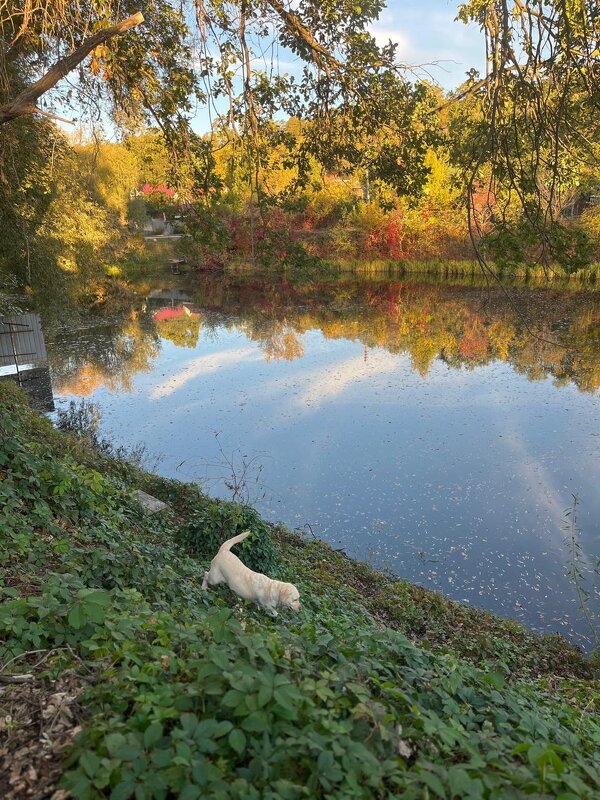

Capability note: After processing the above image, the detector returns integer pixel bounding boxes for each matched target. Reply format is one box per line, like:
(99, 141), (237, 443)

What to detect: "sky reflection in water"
(45, 276), (600, 647)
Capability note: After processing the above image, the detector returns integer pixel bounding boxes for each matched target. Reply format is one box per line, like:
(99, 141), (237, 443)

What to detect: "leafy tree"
(0, 118), (125, 286)
(452, 1), (600, 272)
(77, 141), (140, 224)
(0, 115), (58, 281)
(125, 130), (171, 188)
(1, 3), (441, 197)
(156, 312), (203, 349)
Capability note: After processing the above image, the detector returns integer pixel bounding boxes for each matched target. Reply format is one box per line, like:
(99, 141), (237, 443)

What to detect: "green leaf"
(67, 603), (86, 629)
(143, 721), (163, 748)
(274, 685), (300, 711)
(537, 748), (566, 777)
(317, 750), (342, 782)
(257, 685), (272, 707)
(84, 602), (106, 624)
(79, 589), (112, 606)
(484, 671), (505, 690)
(448, 767), (473, 797)
(214, 720), (233, 738)
(80, 750), (101, 778)
(179, 786), (201, 800)
(105, 732), (127, 758)
(240, 711), (268, 732)
(180, 713), (199, 736)
(420, 771), (446, 798)
(194, 719), (219, 739)
(228, 729), (246, 755)
(222, 689), (245, 708)
(110, 781), (135, 800)
(151, 749), (172, 769)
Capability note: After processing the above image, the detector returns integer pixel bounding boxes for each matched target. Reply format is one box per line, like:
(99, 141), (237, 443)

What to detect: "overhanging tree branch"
(0, 12), (144, 126)
(266, 0), (341, 76)
(437, 58), (556, 112)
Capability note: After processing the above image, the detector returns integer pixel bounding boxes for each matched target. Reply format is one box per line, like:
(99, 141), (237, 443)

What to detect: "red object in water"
(153, 306), (198, 322)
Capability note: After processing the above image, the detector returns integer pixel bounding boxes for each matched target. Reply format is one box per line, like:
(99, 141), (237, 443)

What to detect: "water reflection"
(48, 314), (159, 396)
(42, 273), (600, 646)
(44, 275), (600, 397)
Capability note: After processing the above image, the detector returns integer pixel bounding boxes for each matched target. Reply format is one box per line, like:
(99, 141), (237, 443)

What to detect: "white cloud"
(253, 349), (405, 413)
(298, 351), (401, 407)
(369, 27), (413, 59)
(369, 3), (485, 88)
(150, 348), (259, 400)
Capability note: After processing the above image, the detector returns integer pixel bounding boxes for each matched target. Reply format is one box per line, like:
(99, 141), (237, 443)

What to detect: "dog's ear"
(277, 583), (291, 604)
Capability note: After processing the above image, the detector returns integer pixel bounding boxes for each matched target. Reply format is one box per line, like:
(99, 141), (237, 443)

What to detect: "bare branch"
(31, 107), (76, 125)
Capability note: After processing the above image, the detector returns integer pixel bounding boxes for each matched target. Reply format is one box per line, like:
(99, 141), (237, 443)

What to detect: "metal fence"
(0, 313), (54, 411)
(0, 313), (48, 376)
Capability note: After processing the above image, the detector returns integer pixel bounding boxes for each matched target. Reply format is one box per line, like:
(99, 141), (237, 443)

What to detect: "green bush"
(177, 501), (278, 575)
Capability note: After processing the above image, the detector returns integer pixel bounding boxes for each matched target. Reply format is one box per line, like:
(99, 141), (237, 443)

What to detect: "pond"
(41, 272), (600, 648)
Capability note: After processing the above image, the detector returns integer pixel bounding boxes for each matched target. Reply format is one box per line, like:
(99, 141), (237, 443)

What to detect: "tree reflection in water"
(44, 273), (600, 396)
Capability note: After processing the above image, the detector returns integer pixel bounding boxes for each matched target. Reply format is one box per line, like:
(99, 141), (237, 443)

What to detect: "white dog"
(202, 530), (301, 616)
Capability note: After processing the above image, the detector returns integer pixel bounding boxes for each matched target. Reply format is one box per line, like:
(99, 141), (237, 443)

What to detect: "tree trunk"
(0, 12), (144, 126)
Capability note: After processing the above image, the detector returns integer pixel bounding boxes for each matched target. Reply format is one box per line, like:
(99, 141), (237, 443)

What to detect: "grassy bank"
(1, 381), (599, 799)
(108, 235), (600, 288)
(332, 257), (600, 284)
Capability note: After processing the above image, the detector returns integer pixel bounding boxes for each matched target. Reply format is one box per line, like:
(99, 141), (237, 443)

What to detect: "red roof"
(142, 183), (176, 197)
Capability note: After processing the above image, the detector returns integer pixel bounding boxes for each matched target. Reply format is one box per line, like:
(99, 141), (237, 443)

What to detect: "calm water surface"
(42, 273), (600, 647)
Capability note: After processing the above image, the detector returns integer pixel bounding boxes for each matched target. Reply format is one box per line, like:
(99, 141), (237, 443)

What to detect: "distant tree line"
(0, 2), (598, 289)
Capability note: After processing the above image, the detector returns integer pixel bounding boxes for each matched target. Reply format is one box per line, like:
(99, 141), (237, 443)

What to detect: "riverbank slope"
(0, 381), (598, 799)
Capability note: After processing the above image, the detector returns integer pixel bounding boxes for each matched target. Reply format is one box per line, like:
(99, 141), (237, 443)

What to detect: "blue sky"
(191, 1), (485, 132)
(370, 1), (485, 89)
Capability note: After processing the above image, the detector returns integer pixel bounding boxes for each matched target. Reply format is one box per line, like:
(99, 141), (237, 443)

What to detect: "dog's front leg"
(202, 571), (210, 591)
(258, 600), (278, 617)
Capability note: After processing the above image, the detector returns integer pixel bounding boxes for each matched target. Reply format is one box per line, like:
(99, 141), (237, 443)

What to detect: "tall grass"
(331, 257), (600, 286)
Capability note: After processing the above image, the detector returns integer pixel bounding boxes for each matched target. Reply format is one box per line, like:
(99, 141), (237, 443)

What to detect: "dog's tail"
(218, 529), (252, 553)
